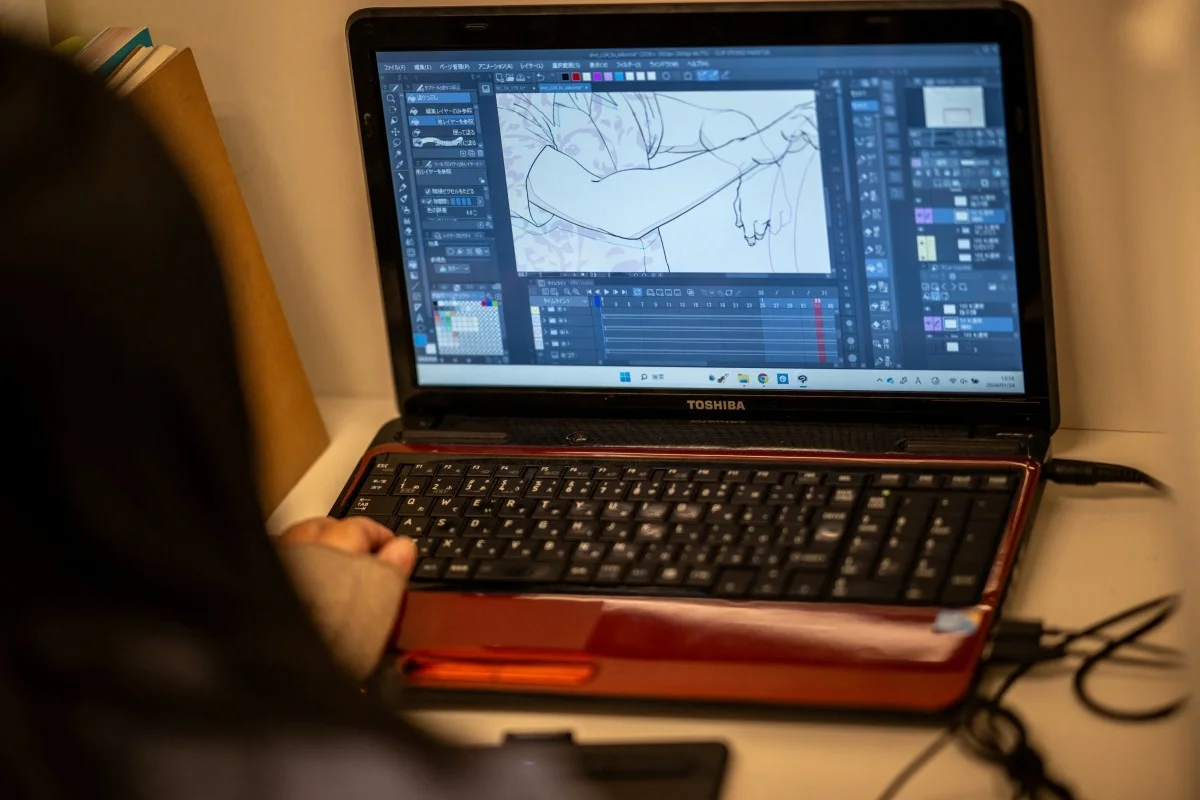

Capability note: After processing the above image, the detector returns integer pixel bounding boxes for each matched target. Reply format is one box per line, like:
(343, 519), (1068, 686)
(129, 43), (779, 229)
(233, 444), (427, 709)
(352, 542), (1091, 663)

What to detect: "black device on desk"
(335, 1), (1059, 713)
(489, 732), (728, 800)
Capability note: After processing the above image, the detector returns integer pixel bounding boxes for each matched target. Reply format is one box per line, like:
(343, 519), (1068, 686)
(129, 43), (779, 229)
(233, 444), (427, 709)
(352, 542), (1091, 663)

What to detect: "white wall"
(43, 0), (1188, 432)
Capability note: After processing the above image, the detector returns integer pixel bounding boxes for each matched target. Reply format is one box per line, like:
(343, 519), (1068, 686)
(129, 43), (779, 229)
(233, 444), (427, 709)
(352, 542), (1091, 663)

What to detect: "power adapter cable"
(874, 594), (1186, 800)
(1042, 458), (1167, 492)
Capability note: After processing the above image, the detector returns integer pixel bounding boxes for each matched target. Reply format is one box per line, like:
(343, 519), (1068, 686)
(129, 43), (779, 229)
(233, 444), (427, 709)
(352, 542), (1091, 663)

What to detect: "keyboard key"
(410, 463), (438, 477)
(792, 470), (823, 485)
(532, 500), (567, 519)
(722, 469), (749, 482)
(910, 558), (945, 582)
(414, 558), (446, 579)
(526, 479), (560, 498)
(903, 577), (942, 603)
(469, 539), (503, 559)
(927, 514), (964, 540)
(426, 479), (459, 497)
(970, 496), (1011, 519)
(656, 566), (685, 586)
(875, 555), (909, 579)
(599, 521), (633, 541)
(751, 470), (781, 484)
(496, 519), (532, 539)
(350, 496), (399, 516)
(983, 474), (1016, 491)
(395, 517), (428, 537)
(789, 551), (832, 571)
(941, 572), (986, 606)
(536, 466), (564, 478)
(566, 500), (602, 519)
(956, 520), (1004, 564)
(830, 473), (866, 486)
(920, 536), (955, 563)
(498, 498), (535, 518)
(564, 520), (599, 540)
(391, 476), (428, 496)
(685, 566), (717, 588)
(767, 486), (801, 504)
(853, 512), (891, 536)
(934, 495), (970, 516)
(830, 488), (859, 506)
(361, 475), (394, 495)
(661, 482), (697, 501)
(625, 565), (655, 585)
(862, 491), (898, 513)
(531, 520), (565, 540)
(466, 464), (494, 477)
(559, 479), (594, 499)
(875, 472), (906, 488)
(593, 466), (623, 480)
(668, 503), (705, 523)
(623, 467), (652, 480)
(715, 569), (756, 597)
(492, 478), (526, 497)
(831, 577), (901, 602)
(591, 563), (623, 584)
(732, 484), (767, 503)
(370, 458), (400, 476)
(443, 559), (474, 579)
(606, 541), (640, 563)
(664, 467), (693, 482)
(438, 464), (467, 478)
(911, 474), (941, 489)
(947, 475), (977, 490)
(503, 541), (536, 560)
(696, 483), (732, 502)
(432, 520), (463, 537)
(574, 542), (607, 562)
(601, 501), (636, 521)
(705, 504), (739, 524)
(635, 523), (668, 543)
(740, 506), (774, 525)
(474, 561), (563, 583)
(397, 496), (432, 516)
(460, 477), (493, 496)
(463, 499), (497, 518)
(837, 555), (871, 578)
(433, 497), (466, 517)
(536, 540), (570, 561)
(628, 481), (663, 500)
(564, 564), (595, 583)
(693, 468), (719, 482)
(785, 573), (826, 599)
(593, 481), (629, 500)
(462, 518), (495, 538)
(714, 546), (750, 567)
(750, 568), (786, 598)
(636, 502), (671, 522)
(564, 466), (594, 479)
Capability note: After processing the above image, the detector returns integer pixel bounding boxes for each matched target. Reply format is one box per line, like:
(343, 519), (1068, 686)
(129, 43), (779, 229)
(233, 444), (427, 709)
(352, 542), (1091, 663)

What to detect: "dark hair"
(0, 34), (445, 798)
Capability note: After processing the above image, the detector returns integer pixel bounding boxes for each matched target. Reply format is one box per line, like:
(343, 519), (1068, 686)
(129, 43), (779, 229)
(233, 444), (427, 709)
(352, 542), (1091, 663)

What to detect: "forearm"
(527, 143), (763, 240)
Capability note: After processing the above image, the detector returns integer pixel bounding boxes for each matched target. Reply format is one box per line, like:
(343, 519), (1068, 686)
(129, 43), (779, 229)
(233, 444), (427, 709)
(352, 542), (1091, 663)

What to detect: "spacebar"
(473, 562), (565, 582)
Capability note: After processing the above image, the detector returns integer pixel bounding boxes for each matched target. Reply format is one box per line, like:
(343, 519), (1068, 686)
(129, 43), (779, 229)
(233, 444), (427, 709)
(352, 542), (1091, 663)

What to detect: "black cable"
(1043, 458), (1168, 492)
(874, 594), (1186, 800)
(1071, 596), (1186, 722)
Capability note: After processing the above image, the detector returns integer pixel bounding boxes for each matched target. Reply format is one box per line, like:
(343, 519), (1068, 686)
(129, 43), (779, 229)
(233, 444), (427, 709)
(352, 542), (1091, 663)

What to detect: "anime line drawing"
(497, 90), (831, 274)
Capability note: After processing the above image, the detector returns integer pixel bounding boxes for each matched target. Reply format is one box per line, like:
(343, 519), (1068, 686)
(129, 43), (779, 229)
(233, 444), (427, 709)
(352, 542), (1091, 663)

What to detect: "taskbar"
(416, 364), (1024, 394)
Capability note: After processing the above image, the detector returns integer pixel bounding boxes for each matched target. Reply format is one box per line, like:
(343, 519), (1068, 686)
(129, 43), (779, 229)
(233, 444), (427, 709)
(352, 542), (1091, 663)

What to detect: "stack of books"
(64, 26), (330, 516)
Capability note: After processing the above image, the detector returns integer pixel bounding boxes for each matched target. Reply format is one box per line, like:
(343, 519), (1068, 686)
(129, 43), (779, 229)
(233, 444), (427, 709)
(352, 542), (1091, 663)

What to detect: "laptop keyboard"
(345, 457), (1021, 607)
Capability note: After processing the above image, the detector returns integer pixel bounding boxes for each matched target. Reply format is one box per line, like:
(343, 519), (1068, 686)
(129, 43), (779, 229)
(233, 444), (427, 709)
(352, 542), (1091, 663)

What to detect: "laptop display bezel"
(347, 2), (1057, 429)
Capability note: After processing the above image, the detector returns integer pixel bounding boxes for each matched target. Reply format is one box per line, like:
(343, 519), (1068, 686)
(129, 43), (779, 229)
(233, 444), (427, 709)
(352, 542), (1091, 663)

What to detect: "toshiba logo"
(686, 400), (746, 411)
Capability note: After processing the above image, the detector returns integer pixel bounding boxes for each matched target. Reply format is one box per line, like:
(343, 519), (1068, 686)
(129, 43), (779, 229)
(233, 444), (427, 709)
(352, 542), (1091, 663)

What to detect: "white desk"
(271, 398), (1190, 800)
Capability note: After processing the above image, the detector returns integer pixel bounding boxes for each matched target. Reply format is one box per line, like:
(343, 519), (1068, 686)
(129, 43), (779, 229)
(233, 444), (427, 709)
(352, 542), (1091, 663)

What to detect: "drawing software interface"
(376, 43), (1025, 394)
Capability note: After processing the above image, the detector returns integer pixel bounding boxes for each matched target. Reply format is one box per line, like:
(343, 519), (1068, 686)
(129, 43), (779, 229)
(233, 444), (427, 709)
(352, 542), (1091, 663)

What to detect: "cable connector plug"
(1043, 458), (1166, 492)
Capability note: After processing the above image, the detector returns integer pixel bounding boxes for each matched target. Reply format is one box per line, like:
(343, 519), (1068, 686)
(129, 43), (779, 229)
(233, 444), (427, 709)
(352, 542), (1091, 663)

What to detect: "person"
(0, 33), (576, 798)
(498, 90), (819, 272)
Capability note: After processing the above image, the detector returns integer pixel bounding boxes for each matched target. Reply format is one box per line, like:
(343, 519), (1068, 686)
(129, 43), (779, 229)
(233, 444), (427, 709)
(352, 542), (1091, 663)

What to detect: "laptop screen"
(374, 43), (1024, 395)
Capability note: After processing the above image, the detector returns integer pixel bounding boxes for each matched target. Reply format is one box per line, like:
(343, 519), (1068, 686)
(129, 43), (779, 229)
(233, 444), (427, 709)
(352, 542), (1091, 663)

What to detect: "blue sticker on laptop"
(932, 609), (983, 635)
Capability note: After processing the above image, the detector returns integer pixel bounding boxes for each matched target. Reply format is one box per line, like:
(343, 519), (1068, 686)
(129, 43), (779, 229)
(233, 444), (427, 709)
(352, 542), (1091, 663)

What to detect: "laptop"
(337, 1), (1057, 713)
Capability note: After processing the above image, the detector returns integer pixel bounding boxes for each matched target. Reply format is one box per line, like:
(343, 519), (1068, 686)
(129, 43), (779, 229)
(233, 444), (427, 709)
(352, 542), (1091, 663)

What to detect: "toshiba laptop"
(337, 2), (1057, 712)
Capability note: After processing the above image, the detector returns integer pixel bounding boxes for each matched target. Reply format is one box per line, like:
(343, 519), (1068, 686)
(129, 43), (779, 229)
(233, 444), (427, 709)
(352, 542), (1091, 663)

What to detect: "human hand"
(734, 166), (790, 245)
(277, 517), (416, 577)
